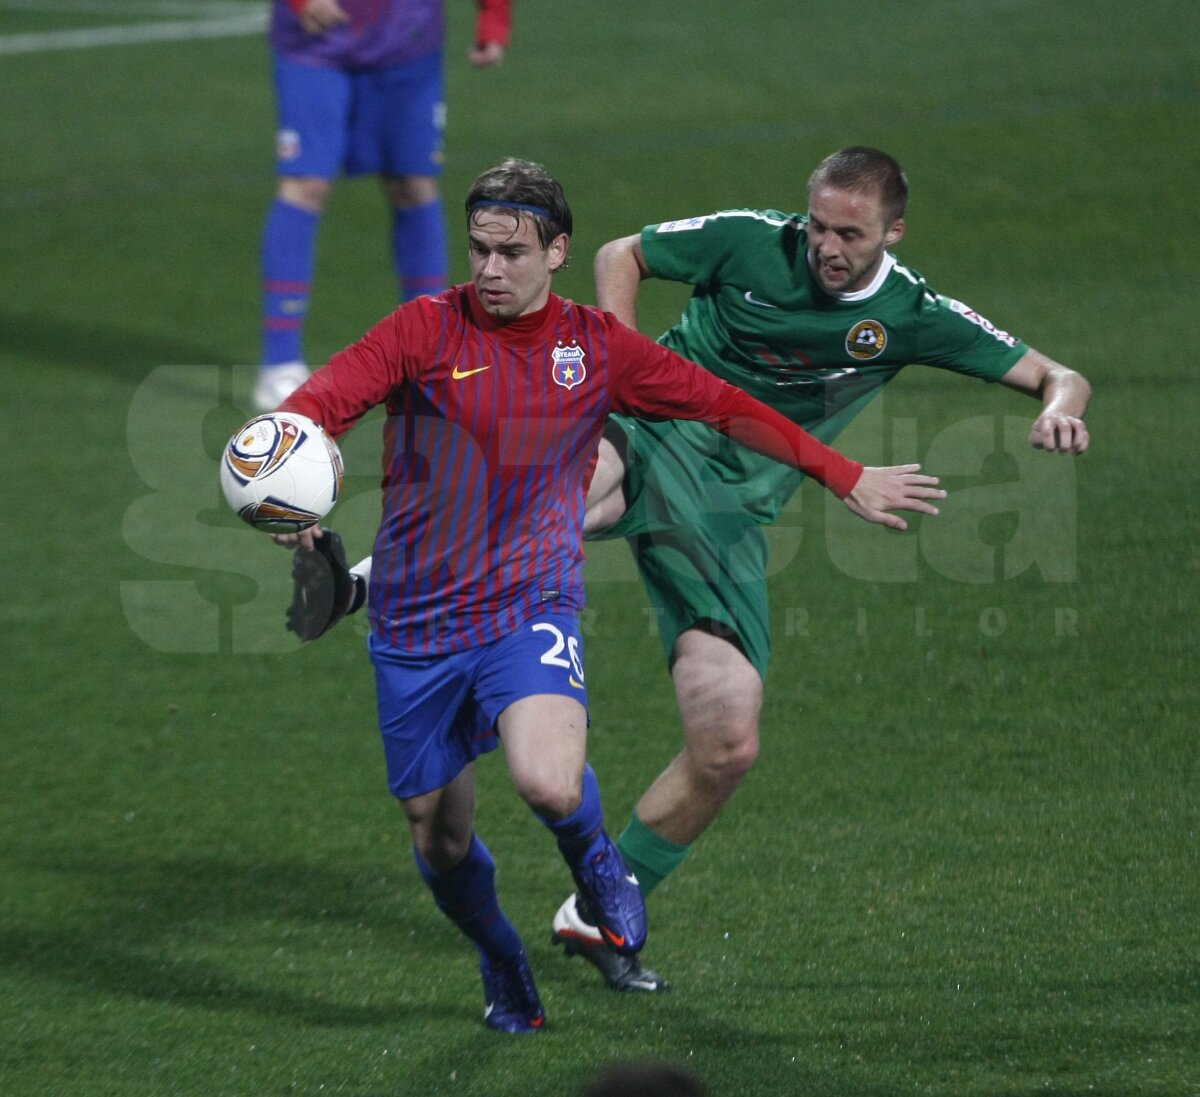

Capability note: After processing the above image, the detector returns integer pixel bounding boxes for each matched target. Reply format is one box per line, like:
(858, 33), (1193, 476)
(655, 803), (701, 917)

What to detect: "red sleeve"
(706, 385), (864, 498)
(607, 321), (864, 499)
(475, 0), (512, 45)
(284, 0), (305, 15)
(279, 299), (438, 439)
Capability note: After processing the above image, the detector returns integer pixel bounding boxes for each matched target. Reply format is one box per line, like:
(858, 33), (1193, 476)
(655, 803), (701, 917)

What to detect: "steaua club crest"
(845, 319), (887, 361)
(551, 342), (587, 390)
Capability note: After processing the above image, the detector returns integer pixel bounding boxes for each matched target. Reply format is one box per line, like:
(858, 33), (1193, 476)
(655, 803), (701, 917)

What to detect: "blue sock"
(414, 835), (524, 965)
(392, 197), (448, 302)
(262, 197), (319, 365)
(539, 765), (606, 867)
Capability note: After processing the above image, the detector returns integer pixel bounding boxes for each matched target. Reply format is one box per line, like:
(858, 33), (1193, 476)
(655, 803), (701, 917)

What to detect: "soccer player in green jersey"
(547, 146), (1091, 991)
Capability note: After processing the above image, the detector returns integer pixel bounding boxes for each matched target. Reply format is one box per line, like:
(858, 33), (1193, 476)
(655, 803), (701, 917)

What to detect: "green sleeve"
(639, 211), (748, 291)
(916, 291), (1028, 382)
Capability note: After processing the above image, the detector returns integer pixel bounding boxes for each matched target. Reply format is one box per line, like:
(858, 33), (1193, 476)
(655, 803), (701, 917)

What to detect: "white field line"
(0, 1), (266, 54)
(0, 0), (254, 14)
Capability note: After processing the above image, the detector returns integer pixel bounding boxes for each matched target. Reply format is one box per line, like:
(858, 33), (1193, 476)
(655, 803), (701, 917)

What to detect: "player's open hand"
(1030, 411), (1089, 455)
(299, 0), (350, 34)
(271, 524), (325, 550)
(843, 464), (945, 532)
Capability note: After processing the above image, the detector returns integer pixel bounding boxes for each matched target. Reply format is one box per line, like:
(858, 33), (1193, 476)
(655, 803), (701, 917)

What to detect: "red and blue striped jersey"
(283, 284), (860, 652)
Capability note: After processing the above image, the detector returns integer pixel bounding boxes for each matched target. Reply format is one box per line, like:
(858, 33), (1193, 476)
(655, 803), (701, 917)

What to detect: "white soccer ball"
(220, 411), (344, 532)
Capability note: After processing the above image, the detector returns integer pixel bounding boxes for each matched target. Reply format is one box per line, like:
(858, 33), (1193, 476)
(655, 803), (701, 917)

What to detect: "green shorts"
(586, 415), (773, 679)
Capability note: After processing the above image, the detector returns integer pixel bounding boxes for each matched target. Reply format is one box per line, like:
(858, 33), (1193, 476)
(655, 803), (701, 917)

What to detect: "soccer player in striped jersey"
(272, 158), (943, 1029)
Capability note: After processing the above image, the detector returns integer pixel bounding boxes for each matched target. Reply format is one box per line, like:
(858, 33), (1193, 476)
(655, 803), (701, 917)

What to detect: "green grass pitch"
(1, 1), (1198, 1094)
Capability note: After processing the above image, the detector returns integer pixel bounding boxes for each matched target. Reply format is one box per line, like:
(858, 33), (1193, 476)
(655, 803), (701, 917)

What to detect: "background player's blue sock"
(262, 197), (319, 365)
(538, 765), (606, 866)
(413, 835), (525, 964)
(392, 197), (448, 302)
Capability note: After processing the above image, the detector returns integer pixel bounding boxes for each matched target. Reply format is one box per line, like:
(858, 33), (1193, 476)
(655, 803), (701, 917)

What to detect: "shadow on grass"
(0, 312), (236, 380)
(1, 853), (463, 1027)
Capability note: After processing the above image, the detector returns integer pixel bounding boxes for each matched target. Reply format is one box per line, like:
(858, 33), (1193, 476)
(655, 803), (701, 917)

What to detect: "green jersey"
(637, 209), (1027, 522)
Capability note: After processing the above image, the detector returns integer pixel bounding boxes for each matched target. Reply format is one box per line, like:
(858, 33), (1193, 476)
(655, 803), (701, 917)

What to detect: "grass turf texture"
(2, 0), (1198, 1093)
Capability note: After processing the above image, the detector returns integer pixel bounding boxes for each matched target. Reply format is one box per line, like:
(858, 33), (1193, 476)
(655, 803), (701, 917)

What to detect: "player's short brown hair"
(466, 157), (574, 249)
(808, 146), (909, 225)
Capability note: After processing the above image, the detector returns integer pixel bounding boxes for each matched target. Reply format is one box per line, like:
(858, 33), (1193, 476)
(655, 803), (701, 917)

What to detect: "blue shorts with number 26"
(369, 613), (588, 800)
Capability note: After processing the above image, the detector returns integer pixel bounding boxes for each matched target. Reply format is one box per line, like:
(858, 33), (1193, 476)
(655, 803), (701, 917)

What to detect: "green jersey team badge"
(846, 319), (887, 360)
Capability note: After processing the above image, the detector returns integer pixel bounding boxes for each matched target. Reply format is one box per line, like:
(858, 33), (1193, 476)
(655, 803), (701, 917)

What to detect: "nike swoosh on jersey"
(451, 364), (491, 379)
(568, 676), (585, 690)
(743, 291), (780, 309)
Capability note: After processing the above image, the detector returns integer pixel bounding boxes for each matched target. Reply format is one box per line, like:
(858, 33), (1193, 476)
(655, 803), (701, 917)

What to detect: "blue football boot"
(569, 831), (647, 956)
(480, 953), (546, 1033)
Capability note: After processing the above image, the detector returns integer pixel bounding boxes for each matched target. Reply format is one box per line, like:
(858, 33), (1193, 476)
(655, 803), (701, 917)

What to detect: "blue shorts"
(370, 613), (589, 800)
(272, 51), (445, 179)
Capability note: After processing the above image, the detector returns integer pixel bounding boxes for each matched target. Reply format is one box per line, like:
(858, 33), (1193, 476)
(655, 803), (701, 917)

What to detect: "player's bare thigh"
(498, 694), (589, 818)
(583, 435), (627, 535)
(671, 626), (763, 764)
(631, 627), (764, 843)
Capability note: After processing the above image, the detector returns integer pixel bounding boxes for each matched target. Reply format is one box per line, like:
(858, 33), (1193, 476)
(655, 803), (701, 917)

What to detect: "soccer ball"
(220, 411), (344, 532)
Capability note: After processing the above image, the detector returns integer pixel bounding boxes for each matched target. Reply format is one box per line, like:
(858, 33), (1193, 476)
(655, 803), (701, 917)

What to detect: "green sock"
(617, 811), (690, 897)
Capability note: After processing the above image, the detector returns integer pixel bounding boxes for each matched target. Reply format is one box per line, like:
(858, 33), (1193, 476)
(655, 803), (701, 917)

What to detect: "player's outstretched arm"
(843, 465), (946, 532)
(1000, 348), (1092, 455)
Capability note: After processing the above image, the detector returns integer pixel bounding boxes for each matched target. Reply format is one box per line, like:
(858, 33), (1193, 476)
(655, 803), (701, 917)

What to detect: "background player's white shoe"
(253, 362), (310, 412)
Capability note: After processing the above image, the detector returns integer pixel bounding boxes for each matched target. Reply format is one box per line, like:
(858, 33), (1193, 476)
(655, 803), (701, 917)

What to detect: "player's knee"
(717, 732), (761, 787)
(384, 173), (439, 209)
(278, 176), (332, 213)
(722, 727), (761, 782)
(411, 829), (472, 873)
(513, 770), (581, 820)
(582, 491), (624, 536)
(685, 713), (761, 794)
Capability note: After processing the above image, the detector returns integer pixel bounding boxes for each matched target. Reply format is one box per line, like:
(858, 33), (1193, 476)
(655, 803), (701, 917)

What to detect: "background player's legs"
(618, 628), (763, 895)
(366, 54), (447, 302)
(262, 174), (329, 362)
(383, 174), (447, 302)
(258, 54), (350, 409)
